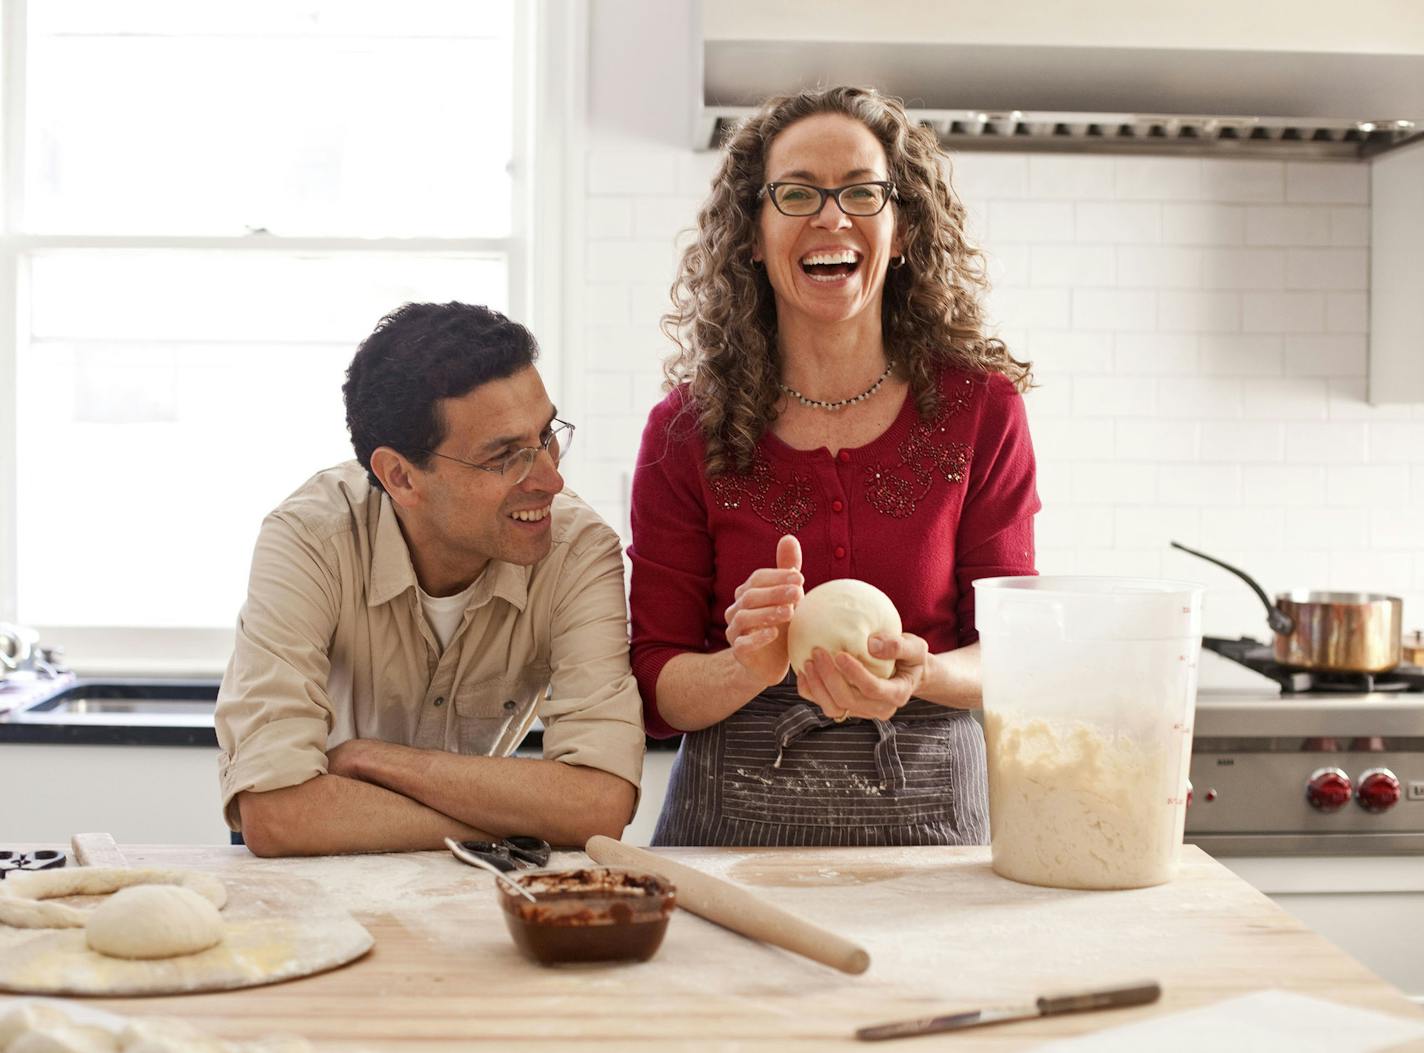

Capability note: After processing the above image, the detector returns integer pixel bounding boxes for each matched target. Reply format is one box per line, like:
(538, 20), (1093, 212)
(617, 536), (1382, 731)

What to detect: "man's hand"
(326, 738), (390, 783)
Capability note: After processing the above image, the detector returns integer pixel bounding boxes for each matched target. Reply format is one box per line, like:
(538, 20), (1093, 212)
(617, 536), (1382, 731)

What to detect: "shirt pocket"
(452, 666), (549, 757)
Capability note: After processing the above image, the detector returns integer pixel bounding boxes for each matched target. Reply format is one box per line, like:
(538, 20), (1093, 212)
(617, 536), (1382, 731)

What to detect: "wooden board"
(0, 843), (1420, 1051)
(0, 868), (372, 997)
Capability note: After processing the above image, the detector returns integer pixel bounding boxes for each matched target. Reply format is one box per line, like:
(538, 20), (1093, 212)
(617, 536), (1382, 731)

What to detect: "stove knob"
(1356, 768), (1401, 813)
(1306, 767), (1352, 813)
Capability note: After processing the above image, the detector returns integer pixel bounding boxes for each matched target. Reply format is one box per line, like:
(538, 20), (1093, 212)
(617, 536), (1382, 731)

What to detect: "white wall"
(566, 0), (1424, 641)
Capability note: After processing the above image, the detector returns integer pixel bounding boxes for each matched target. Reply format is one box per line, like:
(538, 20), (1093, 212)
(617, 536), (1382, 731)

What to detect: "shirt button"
(433, 696), (445, 707)
(503, 700), (517, 711)
(832, 499), (845, 513)
(837, 450), (851, 463)
(834, 546), (847, 559)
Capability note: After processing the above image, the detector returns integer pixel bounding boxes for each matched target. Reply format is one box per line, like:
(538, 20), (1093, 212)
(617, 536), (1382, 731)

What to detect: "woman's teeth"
(510, 506), (550, 523)
(800, 250), (860, 281)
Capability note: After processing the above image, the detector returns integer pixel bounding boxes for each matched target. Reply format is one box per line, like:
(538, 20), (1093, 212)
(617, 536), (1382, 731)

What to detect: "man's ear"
(370, 447), (422, 509)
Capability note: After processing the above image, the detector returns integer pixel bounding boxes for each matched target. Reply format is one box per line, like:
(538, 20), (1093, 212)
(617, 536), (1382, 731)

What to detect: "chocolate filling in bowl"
(497, 867), (676, 965)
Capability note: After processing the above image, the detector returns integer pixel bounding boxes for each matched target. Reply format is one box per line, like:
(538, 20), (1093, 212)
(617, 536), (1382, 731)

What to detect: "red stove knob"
(1306, 768), (1352, 812)
(1356, 768), (1401, 813)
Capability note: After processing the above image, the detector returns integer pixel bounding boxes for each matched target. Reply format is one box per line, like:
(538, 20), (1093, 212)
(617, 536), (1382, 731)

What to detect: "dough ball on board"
(84, 885), (225, 961)
(787, 579), (902, 679)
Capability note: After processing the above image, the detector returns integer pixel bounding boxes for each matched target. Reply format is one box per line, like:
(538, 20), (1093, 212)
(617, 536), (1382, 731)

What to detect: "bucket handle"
(1169, 541), (1295, 636)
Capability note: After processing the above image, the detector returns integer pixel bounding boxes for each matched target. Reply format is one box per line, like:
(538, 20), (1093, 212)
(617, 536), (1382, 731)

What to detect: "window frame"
(0, 0), (580, 673)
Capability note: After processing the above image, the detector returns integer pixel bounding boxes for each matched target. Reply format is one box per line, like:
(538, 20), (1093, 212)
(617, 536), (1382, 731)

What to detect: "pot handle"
(1169, 541), (1295, 636)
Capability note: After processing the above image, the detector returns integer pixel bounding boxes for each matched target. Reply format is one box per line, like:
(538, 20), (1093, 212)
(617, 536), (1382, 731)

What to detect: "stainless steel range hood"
(697, 1), (1424, 158)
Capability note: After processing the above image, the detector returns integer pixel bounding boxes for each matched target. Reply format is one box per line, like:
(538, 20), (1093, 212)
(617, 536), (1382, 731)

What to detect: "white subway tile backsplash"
(1115, 158), (1202, 201)
(1240, 377), (1329, 419)
(1325, 464), (1412, 507)
(1076, 202), (1161, 243)
(1073, 289), (1156, 330)
(1242, 464), (1327, 507)
(1282, 334), (1366, 378)
(1029, 156), (1116, 199)
(1199, 160), (1285, 203)
(1285, 162), (1370, 205)
(1072, 376), (1158, 416)
(1198, 334), (1283, 377)
(1285, 249), (1368, 291)
(1199, 420), (1286, 462)
(1368, 421), (1424, 461)
(1163, 204), (1246, 245)
(1116, 246), (1201, 289)
(1071, 461), (1158, 503)
(1115, 419), (1198, 461)
(1282, 420), (1368, 464)
(577, 137), (1401, 617)
(1283, 506), (1369, 548)
(1201, 249), (1286, 291)
(1245, 206), (1332, 247)
(1158, 376), (1242, 418)
(1113, 333), (1198, 376)
(587, 198), (633, 239)
(989, 201), (1074, 243)
(588, 150), (680, 195)
(1324, 292), (1368, 334)
(1158, 464), (1242, 506)
(1242, 292), (1325, 333)
(1329, 207), (1370, 247)
(948, 154), (1030, 201)
(1031, 245), (1115, 286)
(1158, 291), (1241, 333)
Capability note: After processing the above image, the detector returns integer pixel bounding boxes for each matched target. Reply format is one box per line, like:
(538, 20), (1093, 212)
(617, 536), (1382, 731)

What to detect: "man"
(216, 302), (643, 856)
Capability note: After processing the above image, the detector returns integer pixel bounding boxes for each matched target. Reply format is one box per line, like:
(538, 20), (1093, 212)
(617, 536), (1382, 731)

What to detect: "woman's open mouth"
(799, 249), (862, 282)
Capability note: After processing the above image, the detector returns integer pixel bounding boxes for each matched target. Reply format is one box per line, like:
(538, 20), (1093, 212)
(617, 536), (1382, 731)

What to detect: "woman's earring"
(890, 254), (907, 269)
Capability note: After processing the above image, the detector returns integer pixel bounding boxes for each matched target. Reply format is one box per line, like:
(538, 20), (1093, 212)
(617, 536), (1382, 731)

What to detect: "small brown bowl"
(496, 866), (676, 965)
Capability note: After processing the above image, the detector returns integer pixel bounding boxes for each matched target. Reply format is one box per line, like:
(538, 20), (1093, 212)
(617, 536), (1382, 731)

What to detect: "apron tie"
(769, 702), (908, 792)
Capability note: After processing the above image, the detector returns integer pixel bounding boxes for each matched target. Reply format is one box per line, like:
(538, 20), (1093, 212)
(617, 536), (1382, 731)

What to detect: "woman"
(628, 86), (1039, 847)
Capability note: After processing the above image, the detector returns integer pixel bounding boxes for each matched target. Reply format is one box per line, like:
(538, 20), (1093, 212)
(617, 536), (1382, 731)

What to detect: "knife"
(856, 981), (1161, 1041)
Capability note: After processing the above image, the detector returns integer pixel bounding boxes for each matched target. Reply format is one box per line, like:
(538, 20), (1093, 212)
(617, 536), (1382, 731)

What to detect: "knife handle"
(1037, 982), (1161, 1016)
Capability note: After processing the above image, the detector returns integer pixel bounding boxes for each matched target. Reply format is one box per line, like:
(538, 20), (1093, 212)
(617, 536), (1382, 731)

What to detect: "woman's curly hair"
(662, 85), (1031, 477)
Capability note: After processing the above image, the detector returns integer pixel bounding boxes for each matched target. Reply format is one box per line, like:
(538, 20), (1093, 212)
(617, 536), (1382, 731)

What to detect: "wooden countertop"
(4, 844), (1423, 1050)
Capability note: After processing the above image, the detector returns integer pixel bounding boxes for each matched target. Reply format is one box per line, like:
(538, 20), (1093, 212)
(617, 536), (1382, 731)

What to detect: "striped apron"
(651, 678), (989, 847)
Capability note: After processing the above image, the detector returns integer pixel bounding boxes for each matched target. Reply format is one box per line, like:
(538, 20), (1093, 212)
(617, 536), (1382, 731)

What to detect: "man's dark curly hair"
(343, 302), (539, 491)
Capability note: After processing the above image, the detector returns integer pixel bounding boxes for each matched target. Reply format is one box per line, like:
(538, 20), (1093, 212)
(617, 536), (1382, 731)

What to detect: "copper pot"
(1171, 542), (1403, 673)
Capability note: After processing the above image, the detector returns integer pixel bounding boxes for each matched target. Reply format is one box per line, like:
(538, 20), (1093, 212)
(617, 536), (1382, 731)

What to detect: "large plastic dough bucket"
(975, 576), (1205, 890)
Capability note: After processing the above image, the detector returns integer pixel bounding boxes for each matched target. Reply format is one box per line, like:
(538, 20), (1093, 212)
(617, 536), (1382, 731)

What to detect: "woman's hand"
(796, 632), (931, 722)
(724, 534), (804, 688)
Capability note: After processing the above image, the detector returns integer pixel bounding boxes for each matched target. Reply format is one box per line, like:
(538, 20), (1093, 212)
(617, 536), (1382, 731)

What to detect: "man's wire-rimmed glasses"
(760, 180), (897, 217)
(424, 418), (574, 486)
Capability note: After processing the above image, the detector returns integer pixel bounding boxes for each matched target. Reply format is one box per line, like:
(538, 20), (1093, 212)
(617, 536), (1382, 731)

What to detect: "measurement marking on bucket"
(1173, 722), (1192, 733)
(1166, 796), (1187, 806)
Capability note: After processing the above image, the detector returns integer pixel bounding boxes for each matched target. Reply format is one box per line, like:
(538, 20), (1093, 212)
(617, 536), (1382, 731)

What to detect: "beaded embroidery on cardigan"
(864, 375), (976, 519)
(708, 455), (817, 534)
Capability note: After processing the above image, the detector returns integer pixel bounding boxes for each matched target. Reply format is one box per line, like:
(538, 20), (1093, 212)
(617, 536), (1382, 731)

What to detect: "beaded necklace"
(779, 364), (894, 411)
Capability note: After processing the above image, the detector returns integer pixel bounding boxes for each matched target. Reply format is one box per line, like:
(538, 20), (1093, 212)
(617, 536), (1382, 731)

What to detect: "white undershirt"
(418, 579), (479, 652)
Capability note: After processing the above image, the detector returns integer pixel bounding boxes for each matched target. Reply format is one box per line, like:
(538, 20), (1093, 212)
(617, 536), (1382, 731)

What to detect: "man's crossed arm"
(237, 743), (636, 857)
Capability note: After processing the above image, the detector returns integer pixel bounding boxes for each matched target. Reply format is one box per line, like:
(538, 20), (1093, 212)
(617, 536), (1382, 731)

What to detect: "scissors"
(0, 850), (66, 880)
(450, 835), (551, 873)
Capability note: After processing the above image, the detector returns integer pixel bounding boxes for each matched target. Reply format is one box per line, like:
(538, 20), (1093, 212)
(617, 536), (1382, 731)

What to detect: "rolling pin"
(586, 835), (871, 974)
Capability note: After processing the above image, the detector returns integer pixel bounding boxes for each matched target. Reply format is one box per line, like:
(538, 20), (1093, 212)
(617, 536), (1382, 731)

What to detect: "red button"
(837, 450), (850, 463)
(834, 546), (847, 559)
(832, 499), (844, 512)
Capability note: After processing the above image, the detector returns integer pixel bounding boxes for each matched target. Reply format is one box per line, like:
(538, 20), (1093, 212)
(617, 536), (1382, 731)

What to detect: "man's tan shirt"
(216, 461), (645, 829)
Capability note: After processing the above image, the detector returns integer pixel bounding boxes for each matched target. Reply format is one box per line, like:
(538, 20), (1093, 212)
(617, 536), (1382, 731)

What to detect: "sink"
(7, 678), (220, 728)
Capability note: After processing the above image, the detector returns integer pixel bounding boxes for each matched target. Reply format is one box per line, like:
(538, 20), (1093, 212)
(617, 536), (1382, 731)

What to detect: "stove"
(1185, 639), (1424, 856)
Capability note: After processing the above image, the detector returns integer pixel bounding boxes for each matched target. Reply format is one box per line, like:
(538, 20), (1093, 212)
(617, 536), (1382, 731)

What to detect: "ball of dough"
(787, 578), (902, 679)
(84, 885), (225, 960)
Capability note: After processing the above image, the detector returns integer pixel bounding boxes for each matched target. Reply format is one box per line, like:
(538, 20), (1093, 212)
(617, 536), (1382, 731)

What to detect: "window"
(0, 1), (560, 660)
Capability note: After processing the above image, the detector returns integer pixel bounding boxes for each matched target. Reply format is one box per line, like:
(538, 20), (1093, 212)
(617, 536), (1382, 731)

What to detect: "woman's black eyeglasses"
(760, 181), (897, 217)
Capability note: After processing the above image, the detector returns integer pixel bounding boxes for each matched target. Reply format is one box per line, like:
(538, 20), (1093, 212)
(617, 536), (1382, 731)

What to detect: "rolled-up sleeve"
(538, 521), (646, 802)
(215, 513), (340, 829)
